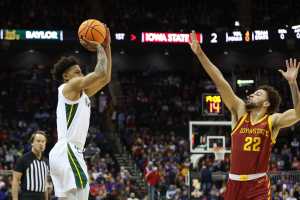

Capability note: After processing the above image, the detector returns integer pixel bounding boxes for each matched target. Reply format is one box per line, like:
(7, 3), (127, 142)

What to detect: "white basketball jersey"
(50, 84), (91, 198)
(56, 84), (91, 149)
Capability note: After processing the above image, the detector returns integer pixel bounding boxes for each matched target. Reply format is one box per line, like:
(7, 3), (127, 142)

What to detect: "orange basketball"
(78, 19), (106, 44)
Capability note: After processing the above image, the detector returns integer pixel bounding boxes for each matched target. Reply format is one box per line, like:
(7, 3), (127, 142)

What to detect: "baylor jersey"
(56, 83), (91, 149)
(49, 84), (91, 197)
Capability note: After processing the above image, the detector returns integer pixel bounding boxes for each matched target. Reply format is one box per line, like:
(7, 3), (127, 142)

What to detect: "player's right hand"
(79, 36), (100, 52)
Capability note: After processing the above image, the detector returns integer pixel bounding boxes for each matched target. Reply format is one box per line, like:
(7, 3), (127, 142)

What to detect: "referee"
(12, 130), (49, 200)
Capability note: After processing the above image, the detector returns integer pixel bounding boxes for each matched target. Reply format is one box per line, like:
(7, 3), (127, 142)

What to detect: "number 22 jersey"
(230, 113), (275, 174)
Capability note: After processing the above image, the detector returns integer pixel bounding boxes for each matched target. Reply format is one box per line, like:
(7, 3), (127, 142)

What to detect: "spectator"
(127, 192), (139, 200)
(145, 162), (160, 200)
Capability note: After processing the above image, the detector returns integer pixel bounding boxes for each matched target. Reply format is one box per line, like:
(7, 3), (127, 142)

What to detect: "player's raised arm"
(189, 31), (245, 117)
(82, 27), (112, 96)
(272, 58), (300, 132)
(279, 58), (300, 115)
(65, 42), (108, 94)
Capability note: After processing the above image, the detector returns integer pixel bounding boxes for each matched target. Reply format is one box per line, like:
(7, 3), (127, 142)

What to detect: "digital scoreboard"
(1, 25), (300, 43)
(113, 26), (300, 44)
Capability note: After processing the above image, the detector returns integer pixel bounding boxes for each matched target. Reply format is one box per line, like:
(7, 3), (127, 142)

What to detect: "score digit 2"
(210, 33), (218, 43)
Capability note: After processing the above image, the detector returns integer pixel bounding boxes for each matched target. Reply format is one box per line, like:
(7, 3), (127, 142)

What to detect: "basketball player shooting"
(189, 30), (300, 200)
(49, 27), (111, 200)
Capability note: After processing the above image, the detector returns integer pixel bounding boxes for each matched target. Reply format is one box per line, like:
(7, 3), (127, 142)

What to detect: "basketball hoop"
(212, 146), (225, 161)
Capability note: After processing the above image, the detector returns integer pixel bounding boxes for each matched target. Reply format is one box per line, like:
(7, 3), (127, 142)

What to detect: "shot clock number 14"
(202, 94), (223, 116)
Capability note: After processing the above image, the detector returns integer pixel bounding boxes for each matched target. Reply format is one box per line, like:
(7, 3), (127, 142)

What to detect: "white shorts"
(58, 185), (90, 200)
(49, 141), (89, 197)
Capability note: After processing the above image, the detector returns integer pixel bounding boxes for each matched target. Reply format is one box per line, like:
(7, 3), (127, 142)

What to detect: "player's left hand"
(278, 58), (300, 83)
(80, 36), (100, 52)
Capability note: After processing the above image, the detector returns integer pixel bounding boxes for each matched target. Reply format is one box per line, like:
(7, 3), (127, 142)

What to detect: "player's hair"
(52, 56), (79, 82)
(258, 85), (281, 114)
(29, 130), (47, 144)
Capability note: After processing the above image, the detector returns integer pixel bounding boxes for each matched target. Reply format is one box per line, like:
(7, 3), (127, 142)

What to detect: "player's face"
(64, 65), (83, 81)
(245, 89), (269, 110)
(32, 134), (47, 153)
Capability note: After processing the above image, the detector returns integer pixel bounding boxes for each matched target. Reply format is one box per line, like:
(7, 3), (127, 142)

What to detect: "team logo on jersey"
(240, 127), (269, 137)
(85, 97), (90, 107)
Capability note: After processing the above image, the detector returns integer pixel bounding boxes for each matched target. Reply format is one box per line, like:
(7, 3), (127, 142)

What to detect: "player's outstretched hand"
(278, 58), (300, 83)
(189, 30), (201, 55)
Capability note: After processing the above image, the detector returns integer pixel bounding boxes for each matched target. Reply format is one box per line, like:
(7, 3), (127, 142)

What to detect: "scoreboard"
(139, 28), (300, 44)
(202, 94), (223, 116)
(1, 25), (300, 43)
(113, 25), (300, 44)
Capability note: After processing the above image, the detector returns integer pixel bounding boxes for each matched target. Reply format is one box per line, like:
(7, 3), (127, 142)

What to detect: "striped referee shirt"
(14, 151), (48, 192)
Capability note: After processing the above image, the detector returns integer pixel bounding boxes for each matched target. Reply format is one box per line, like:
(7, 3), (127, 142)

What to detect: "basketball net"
(212, 146), (225, 161)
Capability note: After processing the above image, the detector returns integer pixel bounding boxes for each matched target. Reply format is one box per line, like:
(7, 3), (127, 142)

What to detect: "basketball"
(78, 19), (106, 44)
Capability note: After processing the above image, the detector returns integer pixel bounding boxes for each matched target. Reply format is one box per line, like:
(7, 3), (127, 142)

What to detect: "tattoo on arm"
(289, 82), (300, 108)
(94, 45), (108, 74)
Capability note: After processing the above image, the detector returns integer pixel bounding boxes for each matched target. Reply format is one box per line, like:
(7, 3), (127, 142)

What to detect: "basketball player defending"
(189, 31), (300, 200)
(49, 27), (111, 200)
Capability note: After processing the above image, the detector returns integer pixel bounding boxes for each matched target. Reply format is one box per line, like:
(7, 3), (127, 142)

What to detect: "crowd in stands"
(0, 0), (237, 31)
(251, 0), (300, 28)
(1, 0), (300, 32)
(0, 0), (90, 29)
(122, 130), (190, 199)
(116, 71), (204, 199)
(105, 0), (238, 32)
